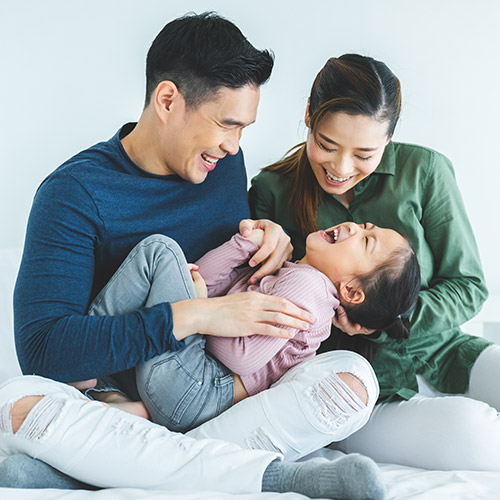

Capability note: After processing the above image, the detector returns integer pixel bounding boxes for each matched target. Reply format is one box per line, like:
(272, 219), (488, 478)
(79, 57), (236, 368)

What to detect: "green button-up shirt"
(249, 141), (490, 402)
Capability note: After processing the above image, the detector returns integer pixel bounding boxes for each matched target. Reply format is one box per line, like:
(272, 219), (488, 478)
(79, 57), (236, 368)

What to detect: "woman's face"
(306, 111), (390, 197)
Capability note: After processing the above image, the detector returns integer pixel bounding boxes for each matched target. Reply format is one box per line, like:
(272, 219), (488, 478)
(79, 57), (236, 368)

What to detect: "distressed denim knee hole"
(306, 372), (368, 432)
(2, 395), (65, 440)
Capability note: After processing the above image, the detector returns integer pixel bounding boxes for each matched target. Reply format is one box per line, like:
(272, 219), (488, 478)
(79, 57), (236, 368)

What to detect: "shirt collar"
(373, 140), (396, 176)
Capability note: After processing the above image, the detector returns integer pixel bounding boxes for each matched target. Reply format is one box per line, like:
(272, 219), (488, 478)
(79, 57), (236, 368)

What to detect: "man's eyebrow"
(318, 133), (379, 152)
(221, 118), (256, 127)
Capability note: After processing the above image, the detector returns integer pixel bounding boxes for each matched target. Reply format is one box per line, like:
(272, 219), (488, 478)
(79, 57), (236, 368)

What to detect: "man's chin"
(186, 171), (208, 185)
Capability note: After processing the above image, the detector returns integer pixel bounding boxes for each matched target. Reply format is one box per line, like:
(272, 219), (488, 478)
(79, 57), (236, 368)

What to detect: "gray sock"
(0, 454), (96, 490)
(262, 454), (386, 500)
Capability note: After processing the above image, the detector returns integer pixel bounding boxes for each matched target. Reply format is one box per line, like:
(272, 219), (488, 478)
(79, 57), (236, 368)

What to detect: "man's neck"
(120, 113), (171, 176)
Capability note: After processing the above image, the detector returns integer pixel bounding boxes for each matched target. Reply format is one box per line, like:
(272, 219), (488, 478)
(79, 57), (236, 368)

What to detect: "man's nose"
(220, 129), (242, 156)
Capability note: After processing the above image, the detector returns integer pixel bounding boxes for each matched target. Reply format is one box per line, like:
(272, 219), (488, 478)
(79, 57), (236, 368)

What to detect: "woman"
(248, 53), (499, 471)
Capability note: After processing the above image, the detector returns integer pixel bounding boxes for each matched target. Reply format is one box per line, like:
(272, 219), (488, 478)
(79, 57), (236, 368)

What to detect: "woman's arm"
(410, 152), (488, 334)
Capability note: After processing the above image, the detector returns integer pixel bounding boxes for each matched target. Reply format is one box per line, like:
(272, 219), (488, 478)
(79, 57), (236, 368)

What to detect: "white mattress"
(1, 248), (500, 499)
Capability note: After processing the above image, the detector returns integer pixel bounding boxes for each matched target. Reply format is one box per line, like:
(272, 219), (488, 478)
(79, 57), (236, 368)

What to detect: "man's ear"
(339, 281), (365, 304)
(305, 99), (311, 128)
(153, 81), (182, 124)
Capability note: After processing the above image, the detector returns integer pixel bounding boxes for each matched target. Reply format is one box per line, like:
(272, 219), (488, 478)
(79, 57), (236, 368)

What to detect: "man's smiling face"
(160, 84), (260, 183)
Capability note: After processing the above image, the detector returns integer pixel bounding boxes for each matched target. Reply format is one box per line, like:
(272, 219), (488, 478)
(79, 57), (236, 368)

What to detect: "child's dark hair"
(145, 12), (274, 108)
(342, 244), (421, 341)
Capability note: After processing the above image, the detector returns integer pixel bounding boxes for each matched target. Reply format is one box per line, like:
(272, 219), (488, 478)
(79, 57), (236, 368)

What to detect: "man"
(3, 13), (383, 498)
(14, 12), (310, 391)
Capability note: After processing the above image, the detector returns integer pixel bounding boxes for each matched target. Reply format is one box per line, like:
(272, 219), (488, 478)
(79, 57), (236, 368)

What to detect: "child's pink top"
(195, 234), (340, 396)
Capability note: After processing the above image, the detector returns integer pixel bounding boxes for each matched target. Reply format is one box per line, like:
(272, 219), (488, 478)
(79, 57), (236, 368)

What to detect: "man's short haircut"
(145, 12), (275, 108)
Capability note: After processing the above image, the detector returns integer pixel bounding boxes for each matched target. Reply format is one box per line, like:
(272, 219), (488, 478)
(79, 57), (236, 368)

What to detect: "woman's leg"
(0, 376), (386, 499)
(335, 346), (500, 471)
(188, 351), (380, 462)
(466, 344), (500, 410)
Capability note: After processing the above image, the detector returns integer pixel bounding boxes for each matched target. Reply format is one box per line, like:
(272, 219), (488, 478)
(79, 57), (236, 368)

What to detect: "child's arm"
(206, 269), (337, 375)
(194, 231), (263, 297)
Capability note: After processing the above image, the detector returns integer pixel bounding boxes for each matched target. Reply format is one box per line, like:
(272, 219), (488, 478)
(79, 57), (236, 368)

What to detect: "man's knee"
(337, 372), (368, 406)
(9, 395), (45, 434)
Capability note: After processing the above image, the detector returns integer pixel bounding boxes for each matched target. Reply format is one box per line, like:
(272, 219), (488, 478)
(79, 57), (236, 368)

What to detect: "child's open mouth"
(321, 228), (339, 244)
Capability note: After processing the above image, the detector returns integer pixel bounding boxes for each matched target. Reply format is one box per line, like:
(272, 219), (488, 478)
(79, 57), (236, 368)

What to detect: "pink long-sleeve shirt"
(195, 234), (340, 396)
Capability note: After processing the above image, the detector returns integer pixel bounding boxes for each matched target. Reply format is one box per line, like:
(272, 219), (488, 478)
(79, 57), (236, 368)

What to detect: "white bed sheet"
(2, 248), (500, 499)
(1, 461), (500, 500)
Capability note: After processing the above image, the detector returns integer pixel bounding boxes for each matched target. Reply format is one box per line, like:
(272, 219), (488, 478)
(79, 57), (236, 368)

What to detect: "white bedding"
(1, 248), (500, 499)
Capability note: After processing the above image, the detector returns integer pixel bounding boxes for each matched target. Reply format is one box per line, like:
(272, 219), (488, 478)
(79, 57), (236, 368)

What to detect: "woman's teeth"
(325, 170), (350, 183)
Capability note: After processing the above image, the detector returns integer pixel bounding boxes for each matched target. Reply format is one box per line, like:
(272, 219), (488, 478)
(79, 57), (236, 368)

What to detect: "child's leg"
(88, 234), (234, 431)
(135, 336), (234, 432)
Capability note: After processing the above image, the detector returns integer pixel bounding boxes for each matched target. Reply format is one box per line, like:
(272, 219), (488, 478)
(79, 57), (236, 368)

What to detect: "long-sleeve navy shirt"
(14, 123), (250, 382)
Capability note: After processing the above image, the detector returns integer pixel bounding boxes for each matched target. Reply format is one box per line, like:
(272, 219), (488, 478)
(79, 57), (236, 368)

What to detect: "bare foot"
(89, 390), (150, 420)
(106, 401), (150, 420)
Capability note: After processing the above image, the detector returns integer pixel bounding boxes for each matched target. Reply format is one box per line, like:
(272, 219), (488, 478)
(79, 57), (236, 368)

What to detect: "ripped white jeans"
(189, 350), (379, 462)
(0, 350), (377, 488)
(0, 375), (278, 493)
(334, 344), (500, 471)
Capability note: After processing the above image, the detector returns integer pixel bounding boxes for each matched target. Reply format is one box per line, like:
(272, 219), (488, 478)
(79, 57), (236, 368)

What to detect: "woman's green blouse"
(249, 141), (491, 402)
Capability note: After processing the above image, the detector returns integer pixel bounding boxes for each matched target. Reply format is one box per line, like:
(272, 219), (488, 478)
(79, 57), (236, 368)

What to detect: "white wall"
(1, 0), (499, 295)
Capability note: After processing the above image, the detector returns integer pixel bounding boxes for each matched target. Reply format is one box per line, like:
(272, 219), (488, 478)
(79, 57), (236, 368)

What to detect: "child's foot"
(90, 391), (150, 419)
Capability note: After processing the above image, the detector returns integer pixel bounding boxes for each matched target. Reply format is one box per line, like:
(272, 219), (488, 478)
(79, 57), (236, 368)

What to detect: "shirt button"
(198, 381), (203, 386)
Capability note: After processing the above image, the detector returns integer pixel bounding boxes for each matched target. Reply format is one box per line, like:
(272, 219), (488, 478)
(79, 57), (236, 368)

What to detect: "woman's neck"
(336, 188), (355, 209)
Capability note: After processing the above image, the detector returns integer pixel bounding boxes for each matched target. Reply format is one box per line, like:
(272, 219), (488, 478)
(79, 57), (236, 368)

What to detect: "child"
(132, 221), (420, 431)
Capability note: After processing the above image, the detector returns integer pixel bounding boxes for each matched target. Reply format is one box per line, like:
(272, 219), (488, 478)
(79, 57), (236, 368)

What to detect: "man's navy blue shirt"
(14, 124), (250, 382)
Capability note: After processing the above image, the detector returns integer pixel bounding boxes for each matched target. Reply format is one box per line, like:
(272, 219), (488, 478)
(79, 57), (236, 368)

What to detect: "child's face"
(304, 222), (407, 285)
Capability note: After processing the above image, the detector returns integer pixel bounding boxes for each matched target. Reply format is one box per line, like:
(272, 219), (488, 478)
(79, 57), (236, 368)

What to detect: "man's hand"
(171, 292), (315, 341)
(188, 264), (208, 299)
(245, 228), (264, 248)
(239, 219), (293, 284)
(332, 305), (376, 336)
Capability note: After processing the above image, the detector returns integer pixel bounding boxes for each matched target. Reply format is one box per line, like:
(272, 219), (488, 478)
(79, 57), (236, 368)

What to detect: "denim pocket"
(142, 354), (203, 430)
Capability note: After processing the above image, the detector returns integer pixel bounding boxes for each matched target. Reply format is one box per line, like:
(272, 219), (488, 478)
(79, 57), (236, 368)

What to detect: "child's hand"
(244, 228), (265, 248)
(188, 264), (208, 298)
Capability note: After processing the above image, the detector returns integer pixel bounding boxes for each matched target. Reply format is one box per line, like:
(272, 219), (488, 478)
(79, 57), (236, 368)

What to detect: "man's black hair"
(145, 12), (274, 107)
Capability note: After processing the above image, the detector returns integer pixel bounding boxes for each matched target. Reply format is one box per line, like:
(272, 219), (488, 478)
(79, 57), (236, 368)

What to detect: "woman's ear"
(305, 99), (311, 128)
(339, 282), (365, 304)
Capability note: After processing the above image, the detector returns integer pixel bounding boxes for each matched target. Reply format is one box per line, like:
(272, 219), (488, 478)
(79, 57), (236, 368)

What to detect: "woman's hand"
(332, 305), (376, 336)
(239, 219), (293, 284)
(188, 264), (208, 299)
(171, 292), (315, 341)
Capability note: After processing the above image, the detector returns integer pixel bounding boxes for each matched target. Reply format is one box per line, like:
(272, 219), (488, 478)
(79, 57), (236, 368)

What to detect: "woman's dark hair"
(263, 54), (401, 236)
(342, 243), (421, 342)
(145, 12), (274, 107)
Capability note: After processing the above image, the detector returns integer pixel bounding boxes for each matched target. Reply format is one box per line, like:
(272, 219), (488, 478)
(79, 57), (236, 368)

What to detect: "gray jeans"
(88, 235), (234, 432)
